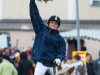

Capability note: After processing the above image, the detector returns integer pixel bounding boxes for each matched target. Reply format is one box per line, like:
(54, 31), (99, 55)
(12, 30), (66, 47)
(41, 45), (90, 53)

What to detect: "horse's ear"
(57, 65), (62, 70)
(66, 67), (75, 74)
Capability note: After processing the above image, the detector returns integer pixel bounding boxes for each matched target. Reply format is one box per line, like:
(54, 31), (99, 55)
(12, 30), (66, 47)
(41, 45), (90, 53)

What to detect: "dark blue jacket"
(30, 0), (66, 64)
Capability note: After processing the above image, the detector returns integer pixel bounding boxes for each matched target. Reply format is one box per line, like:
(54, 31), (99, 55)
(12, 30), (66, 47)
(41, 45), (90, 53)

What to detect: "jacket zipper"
(33, 49), (35, 53)
(49, 29), (52, 33)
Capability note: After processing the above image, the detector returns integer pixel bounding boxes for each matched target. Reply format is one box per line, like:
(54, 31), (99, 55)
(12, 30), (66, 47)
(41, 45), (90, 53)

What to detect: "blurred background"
(0, 0), (100, 59)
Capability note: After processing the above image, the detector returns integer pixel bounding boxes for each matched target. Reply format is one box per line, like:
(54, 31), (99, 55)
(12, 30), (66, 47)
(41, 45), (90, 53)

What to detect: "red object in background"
(30, 69), (34, 75)
(66, 56), (68, 59)
(26, 48), (31, 57)
(26, 48), (35, 75)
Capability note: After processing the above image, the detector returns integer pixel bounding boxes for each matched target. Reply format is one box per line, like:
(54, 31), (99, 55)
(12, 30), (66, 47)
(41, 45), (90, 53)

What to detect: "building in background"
(0, 0), (100, 59)
(0, 0), (100, 20)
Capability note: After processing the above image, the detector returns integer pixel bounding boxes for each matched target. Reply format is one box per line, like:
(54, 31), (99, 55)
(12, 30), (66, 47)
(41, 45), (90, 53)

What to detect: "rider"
(30, 0), (66, 75)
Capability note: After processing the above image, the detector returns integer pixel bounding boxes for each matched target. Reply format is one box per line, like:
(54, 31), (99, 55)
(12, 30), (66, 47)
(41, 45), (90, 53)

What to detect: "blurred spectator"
(3, 47), (11, 56)
(14, 51), (20, 69)
(15, 50), (20, 63)
(86, 53), (95, 75)
(94, 51), (100, 75)
(10, 49), (16, 59)
(10, 49), (16, 65)
(15, 49), (20, 53)
(0, 55), (17, 75)
(72, 54), (86, 75)
(0, 53), (3, 63)
(81, 39), (87, 51)
(3, 47), (15, 64)
(23, 47), (32, 60)
(18, 52), (34, 75)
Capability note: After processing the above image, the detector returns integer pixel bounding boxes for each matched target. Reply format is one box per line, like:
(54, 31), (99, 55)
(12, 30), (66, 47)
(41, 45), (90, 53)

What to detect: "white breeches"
(34, 62), (54, 75)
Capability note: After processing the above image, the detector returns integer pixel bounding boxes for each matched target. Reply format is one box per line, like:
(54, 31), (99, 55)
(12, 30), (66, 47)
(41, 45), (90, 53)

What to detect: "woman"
(86, 53), (95, 75)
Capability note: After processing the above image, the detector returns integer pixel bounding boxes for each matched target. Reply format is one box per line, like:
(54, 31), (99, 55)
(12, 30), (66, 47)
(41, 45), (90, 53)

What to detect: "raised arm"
(30, 0), (45, 34)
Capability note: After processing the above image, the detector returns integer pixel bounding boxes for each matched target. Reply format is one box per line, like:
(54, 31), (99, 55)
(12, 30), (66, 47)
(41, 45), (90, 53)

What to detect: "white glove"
(54, 59), (61, 65)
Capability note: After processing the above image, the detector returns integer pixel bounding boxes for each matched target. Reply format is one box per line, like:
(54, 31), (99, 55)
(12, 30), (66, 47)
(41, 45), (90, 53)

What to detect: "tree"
(37, 0), (53, 3)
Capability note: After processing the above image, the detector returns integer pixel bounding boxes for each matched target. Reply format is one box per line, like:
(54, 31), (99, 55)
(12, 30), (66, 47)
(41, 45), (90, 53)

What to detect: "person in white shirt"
(72, 55), (84, 75)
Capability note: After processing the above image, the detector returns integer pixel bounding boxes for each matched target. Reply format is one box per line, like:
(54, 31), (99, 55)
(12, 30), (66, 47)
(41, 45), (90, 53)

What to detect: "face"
(48, 21), (58, 29)
(86, 55), (91, 62)
(4, 49), (10, 56)
(74, 58), (78, 62)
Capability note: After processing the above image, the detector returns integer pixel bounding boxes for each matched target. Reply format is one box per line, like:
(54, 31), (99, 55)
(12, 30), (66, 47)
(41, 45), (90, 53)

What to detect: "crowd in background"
(0, 47), (100, 75)
(0, 47), (35, 75)
(70, 51), (100, 75)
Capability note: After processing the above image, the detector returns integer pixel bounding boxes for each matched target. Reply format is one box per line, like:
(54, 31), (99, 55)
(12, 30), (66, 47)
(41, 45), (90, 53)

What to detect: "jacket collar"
(47, 27), (59, 34)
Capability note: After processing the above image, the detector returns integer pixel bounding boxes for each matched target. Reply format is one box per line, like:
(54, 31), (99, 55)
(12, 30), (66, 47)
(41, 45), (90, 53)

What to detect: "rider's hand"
(54, 59), (61, 66)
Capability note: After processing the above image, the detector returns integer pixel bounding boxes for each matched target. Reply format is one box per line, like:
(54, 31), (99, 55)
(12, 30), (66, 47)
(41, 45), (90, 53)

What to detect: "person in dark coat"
(18, 52), (34, 75)
(94, 51), (100, 75)
(86, 53), (95, 75)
